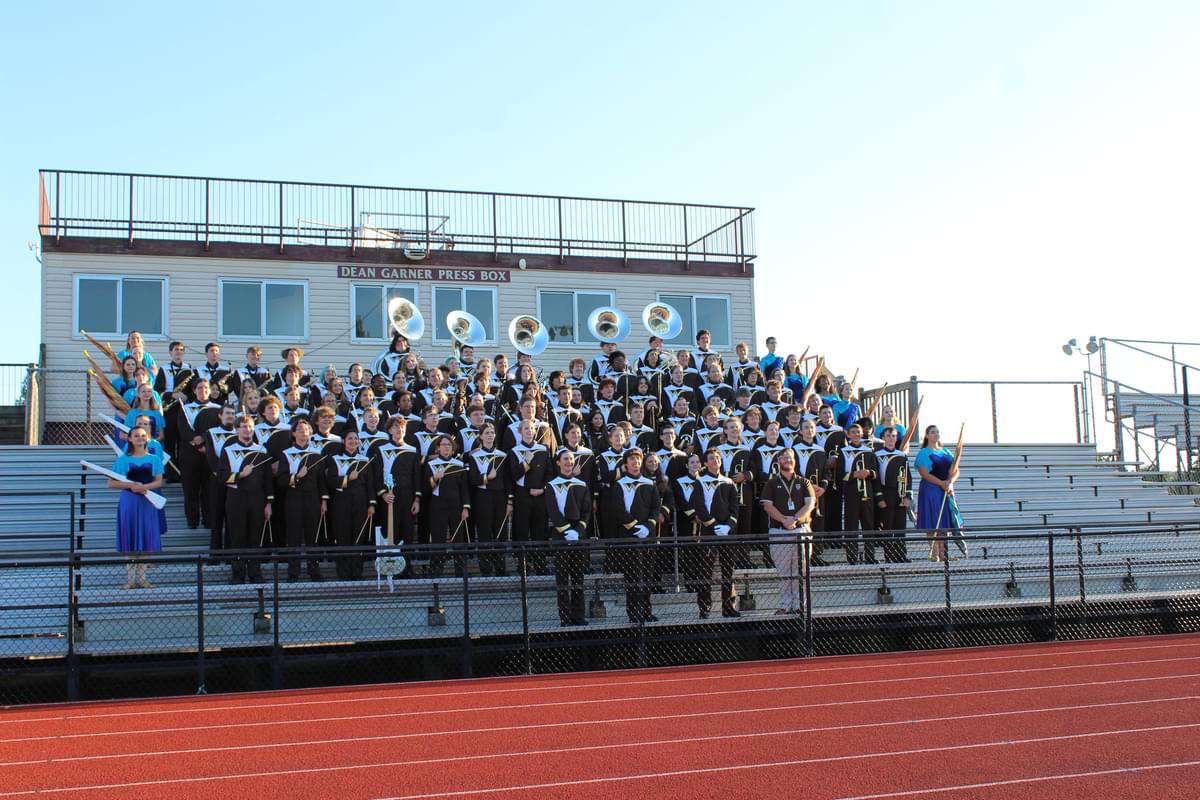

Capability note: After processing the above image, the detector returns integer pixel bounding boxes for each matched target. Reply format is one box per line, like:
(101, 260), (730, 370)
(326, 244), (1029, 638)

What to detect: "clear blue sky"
(2, 1), (1197, 440)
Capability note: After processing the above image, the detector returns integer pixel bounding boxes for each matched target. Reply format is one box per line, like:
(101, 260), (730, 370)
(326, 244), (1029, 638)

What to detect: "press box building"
(35, 170), (756, 439)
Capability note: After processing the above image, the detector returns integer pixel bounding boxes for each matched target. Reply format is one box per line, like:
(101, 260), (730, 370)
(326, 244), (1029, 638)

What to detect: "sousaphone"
(641, 301), (683, 340)
(386, 296), (425, 341)
(446, 309), (487, 347)
(586, 306), (630, 344)
(508, 314), (549, 356)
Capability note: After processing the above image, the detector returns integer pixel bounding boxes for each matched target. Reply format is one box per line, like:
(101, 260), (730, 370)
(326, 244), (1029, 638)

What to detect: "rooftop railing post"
(990, 382), (999, 443)
(681, 205), (690, 270)
(203, 178), (211, 251)
(738, 209), (746, 267)
(424, 191), (431, 252)
(196, 557), (207, 694)
(557, 197), (564, 264)
(127, 174), (134, 246)
(54, 171), (61, 243)
(620, 201), (628, 266)
(278, 182), (284, 254)
(491, 194), (498, 262)
(349, 187), (356, 255)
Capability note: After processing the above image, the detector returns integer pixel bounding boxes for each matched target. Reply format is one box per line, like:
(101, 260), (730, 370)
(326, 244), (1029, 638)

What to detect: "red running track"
(3, 634), (1200, 799)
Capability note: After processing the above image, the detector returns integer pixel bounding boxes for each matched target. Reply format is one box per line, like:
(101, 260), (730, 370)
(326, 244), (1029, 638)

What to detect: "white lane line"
(834, 760), (1200, 799)
(4, 638), (1197, 725)
(3, 721), (1194, 798)
(3, 669), (1199, 747)
(2, 693), (1195, 768)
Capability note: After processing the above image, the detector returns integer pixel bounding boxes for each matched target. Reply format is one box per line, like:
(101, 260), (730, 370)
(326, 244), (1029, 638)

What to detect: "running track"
(3, 634), (1200, 799)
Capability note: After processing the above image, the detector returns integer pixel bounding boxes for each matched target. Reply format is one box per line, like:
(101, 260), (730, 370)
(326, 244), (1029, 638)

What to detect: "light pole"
(1062, 337), (1100, 446)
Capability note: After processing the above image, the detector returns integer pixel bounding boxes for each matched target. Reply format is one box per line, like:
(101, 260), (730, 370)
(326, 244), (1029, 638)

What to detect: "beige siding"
(41, 253), (755, 421)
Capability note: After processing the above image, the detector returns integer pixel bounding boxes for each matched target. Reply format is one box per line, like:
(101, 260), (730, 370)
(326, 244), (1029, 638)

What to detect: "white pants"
(769, 524), (810, 612)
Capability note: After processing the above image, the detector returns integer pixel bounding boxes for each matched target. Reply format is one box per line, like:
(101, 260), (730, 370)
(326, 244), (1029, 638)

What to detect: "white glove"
(633, 524), (650, 539)
(564, 529), (580, 542)
(713, 524), (731, 537)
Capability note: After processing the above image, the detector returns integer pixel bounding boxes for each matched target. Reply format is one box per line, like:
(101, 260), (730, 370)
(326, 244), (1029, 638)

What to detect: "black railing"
(3, 523), (1199, 705)
(37, 169), (756, 266)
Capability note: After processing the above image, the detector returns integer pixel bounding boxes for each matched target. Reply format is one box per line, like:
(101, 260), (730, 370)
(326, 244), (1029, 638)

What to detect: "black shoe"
(573, 618), (589, 626)
(722, 608), (742, 618)
(699, 610), (710, 619)
(810, 556), (830, 567)
(644, 614), (659, 623)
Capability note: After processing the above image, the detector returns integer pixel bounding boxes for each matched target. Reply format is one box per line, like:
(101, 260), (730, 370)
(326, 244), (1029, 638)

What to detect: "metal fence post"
(681, 205), (689, 270)
(54, 171), (61, 243)
(278, 182), (285, 254)
(519, 547), (531, 675)
(272, 559), (282, 690)
(461, 555), (473, 678)
(1112, 383), (1124, 462)
(424, 190), (431, 252)
(350, 187), (357, 256)
(557, 198), (564, 264)
(1047, 530), (1057, 641)
(491, 193), (498, 262)
(203, 178), (210, 250)
(620, 201), (628, 265)
(66, 491), (80, 700)
(1183, 367), (1193, 474)
(942, 534), (954, 648)
(196, 557), (207, 694)
(1075, 528), (1087, 627)
(802, 534), (813, 657)
(86, 378), (94, 445)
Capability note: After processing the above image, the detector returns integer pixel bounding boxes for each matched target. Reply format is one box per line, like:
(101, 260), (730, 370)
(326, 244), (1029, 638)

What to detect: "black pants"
(685, 539), (736, 614)
(381, 490), (417, 578)
(877, 504), (910, 563)
(209, 482), (227, 553)
(427, 496), (465, 577)
(179, 448), (210, 528)
(512, 489), (548, 574)
(284, 489), (322, 579)
(554, 539), (588, 624)
(473, 489), (508, 576)
(622, 544), (654, 622)
(842, 494), (877, 564)
(224, 486), (264, 582)
(331, 489), (372, 580)
(823, 488), (843, 538)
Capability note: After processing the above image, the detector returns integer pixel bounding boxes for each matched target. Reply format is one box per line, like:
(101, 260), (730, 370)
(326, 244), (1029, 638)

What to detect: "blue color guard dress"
(113, 453), (165, 553)
(916, 446), (967, 555)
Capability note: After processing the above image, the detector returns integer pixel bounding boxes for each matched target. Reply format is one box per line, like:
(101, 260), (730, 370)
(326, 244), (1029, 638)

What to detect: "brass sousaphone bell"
(641, 301), (683, 340)
(386, 296), (425, 341)
(446, 309), (487, 347)
(586, 306), (630, 344)
(508, 314), (549, 356)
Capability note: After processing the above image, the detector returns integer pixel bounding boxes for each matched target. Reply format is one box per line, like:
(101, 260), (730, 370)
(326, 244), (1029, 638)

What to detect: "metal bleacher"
(1115, 393), (1200, 445)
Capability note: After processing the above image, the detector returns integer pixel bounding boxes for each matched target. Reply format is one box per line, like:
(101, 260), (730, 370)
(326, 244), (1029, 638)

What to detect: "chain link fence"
(4, 524), (1200, 705)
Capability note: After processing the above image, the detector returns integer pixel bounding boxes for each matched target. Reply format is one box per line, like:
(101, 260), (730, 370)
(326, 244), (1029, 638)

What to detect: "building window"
(657, 293), (732, 349)
(74, 275), (167, 337)
(432, 286), (497, 343)
(351, 284), (418, 341)
(219, 279), (308, 339)
(537, 290), (614, 344)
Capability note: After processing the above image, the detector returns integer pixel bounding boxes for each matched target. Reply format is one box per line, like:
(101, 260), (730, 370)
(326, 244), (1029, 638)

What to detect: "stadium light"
(1086, 335), (1100, 354)
(1061, 339), (1077, 356)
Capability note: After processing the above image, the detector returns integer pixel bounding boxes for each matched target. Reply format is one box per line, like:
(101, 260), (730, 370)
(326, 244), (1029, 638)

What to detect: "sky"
(1, 1), (1197, 446)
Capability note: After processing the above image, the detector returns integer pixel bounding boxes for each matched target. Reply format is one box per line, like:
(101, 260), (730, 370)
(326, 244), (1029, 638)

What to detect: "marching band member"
(372, 332), (411, 379)
(108, 425), (165, 589)
(611, 448), (661, 624)
(467, 421), (510, 577)
(278, 418), (326, 583)
(274, 347), (313, 390)
(124, 383), (165, 440)
(801, 393), (822, 422)
(550, 385), (584, 444)
(344, 362), (368, 407)
(354, 407), (389, 454)
(423, 434), (470, 577)
(692, 447), (741, 618)
(235, 346), (271, 395)
(197, 343), (233, 405)
(759, 448), (816, 615)
(217, 415), (272, 583)
(792, 418), (831, 566)
(594, 425), (628, 546)
(665, 395), (697, 450)
(457, 404), (489, 454)
(593, 378), (627, 427)
(834, 422), (883, 564)
(916, 425), (967, 561)
(695, 361), (734, 411)
(752, 420), (789, 535)
(833, 382), (862, 430)
(782, 354), (808, 399)
(728, 342), (758, 388)
(309, 407), (344, 454)
(875, 405), (907, 442)
(718, 417), (758, 568)
(115, 331), (157, 374)
(875, 426), (911, 563)
(375, 417), (421, 579)
(565, 357), (596, 407)
(654, 423), (689, 481)
(507, 420), (550, 574)
(325, 429), (375, 580)
(179, 379), (221, 530)
(589, 341), (617, 385)
(660, 365), (696, 417)
(778, 405), (804, 448)
(279, 385), (310, 425)
(689, 329), (719, 372)
(203, 405), (238, 553)
(757, 336), (783, 378)
(546, 448), (592, 626)
(625, 403), (656, 451)
(675, 349), (702, 389)
(633, 335), (665, 373)
(760, 380), (788, 424)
